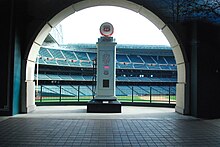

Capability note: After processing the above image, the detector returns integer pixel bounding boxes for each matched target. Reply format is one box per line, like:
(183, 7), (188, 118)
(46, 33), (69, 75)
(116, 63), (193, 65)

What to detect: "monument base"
(87, 99), (121, 113)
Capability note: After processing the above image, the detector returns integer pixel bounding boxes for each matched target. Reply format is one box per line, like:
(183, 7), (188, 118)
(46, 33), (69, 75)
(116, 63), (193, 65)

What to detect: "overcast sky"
(60, 6), (170, 46)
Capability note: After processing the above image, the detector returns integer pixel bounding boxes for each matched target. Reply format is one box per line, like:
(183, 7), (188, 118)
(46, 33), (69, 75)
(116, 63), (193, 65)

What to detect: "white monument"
(95, 22), (117, 100)
(87, 22), (121, 113)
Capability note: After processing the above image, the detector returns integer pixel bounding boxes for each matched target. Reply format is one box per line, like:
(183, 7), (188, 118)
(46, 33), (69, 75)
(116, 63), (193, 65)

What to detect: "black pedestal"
(87, 99), (121, 113)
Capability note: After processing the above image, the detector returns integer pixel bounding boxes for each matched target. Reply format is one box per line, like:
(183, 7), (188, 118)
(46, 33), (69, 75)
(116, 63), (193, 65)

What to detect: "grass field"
(35, 95), (176, 104)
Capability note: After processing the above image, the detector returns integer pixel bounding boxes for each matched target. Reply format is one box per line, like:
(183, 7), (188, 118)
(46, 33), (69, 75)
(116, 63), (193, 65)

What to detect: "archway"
(25, 0), (189, 114)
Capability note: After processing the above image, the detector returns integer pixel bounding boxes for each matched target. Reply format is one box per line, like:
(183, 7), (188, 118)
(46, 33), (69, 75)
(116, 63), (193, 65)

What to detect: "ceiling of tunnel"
(24, 0), (219, 25)
(132, 0), (220, 24)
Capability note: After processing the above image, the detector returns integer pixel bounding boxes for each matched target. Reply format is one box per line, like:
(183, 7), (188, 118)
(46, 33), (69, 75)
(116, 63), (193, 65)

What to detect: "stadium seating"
(140, 55), (156, 64)
(57, 60), (69, 66)
(80, 61), (92, 67)
(116, 76), (129, 81)
(79, 86), (93, 96)
(160, 65), (170, 70)
(132, 86), (149, 96)
(147, 64), (161, 70)
(67, 60), (81, 66)
(127, 55), (143, 63)
(83, 76), (93, 81)
(116, 87), (127, 96)
(152, 56), (167, 64)
(58, 74), (72, 80)
(117, 86), (132, 96)
(35, 74), (50, 80)
(133, 63), (147, 69)
(44, 58), (57, 65)
(62, 50), (77, 60)
(61, 85), (78, 96)
(39, 48), (52, 58)
(47, 74), (61, 80)
(36, 85), (176, 99)
(36, 45), (177, 103)
(41, 85), (60, 96)
(75, 52), (89, 60)
(118, 63), (133, 69)
(116, 54), (130, 62)
(48, 49), (65, 59)
(37, 58), (46, 64)
(37, 47), (177, 71)
(87, 52), (96, 61)
(170, 66), (177, 70)
(35, 74), (177, 83)
(127, 77), (141, 82)
(61, 86), (77, 97)
(71, 75), (85, 81)
(164, 56), (176, 64)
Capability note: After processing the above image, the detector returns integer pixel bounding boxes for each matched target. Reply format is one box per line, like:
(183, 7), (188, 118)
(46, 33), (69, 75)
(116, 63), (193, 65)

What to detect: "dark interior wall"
(0, 0), (13, 115)
(12, 1), (29, 115)
(189, 22), (198, 117)
(0, 0), (25, 115)
(184, 21), (220, 118)
(188, 21), (220, 118)
(13, 31), (21, 115)
(196, 22), (220, 118)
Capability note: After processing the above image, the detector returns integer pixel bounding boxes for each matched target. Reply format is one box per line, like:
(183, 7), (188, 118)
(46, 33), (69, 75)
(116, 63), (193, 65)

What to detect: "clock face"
(100, 22), (114, 37)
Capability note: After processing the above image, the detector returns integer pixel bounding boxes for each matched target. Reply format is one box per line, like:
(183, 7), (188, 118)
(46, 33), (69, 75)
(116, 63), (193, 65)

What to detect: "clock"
(100, 22), (114, 37)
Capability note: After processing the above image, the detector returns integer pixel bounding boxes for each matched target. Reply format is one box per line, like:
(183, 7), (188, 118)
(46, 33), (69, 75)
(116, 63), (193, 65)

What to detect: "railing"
(35, 85), (176, 105)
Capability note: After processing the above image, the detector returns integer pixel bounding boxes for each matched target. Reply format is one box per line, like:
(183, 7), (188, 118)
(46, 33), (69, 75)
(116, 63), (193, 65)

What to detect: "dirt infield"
(140, 95), (170, 101)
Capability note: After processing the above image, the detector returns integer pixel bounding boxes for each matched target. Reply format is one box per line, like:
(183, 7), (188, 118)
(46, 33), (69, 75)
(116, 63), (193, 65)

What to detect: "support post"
(150, 86), (152, 103)
(78, 85), (80, 102)
(59, 85), (62, 102)
(40, 85), (42, 102)
(169, 85), (171, 104)
(132, 86), (134, 102)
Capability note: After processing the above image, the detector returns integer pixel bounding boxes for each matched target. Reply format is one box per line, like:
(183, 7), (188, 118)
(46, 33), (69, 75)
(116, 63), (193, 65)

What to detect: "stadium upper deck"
(37, 44), (177, 71)
(36, 44), (177, 84)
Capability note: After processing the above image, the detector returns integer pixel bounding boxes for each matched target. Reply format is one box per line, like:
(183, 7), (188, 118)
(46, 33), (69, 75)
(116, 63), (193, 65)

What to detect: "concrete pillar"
(26, 60), (37, 113)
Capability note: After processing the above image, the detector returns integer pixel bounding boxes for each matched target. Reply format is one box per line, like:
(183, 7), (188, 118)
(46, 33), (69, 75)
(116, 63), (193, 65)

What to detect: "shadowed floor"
(1, 106), (220, 146)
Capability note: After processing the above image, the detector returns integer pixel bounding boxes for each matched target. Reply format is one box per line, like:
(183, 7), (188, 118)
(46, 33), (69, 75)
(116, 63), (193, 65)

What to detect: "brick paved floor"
(0, 106), (220, 146)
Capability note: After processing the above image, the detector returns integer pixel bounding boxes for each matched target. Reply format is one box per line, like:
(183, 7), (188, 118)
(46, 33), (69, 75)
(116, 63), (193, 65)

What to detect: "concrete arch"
(26, 0), (189, 114)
